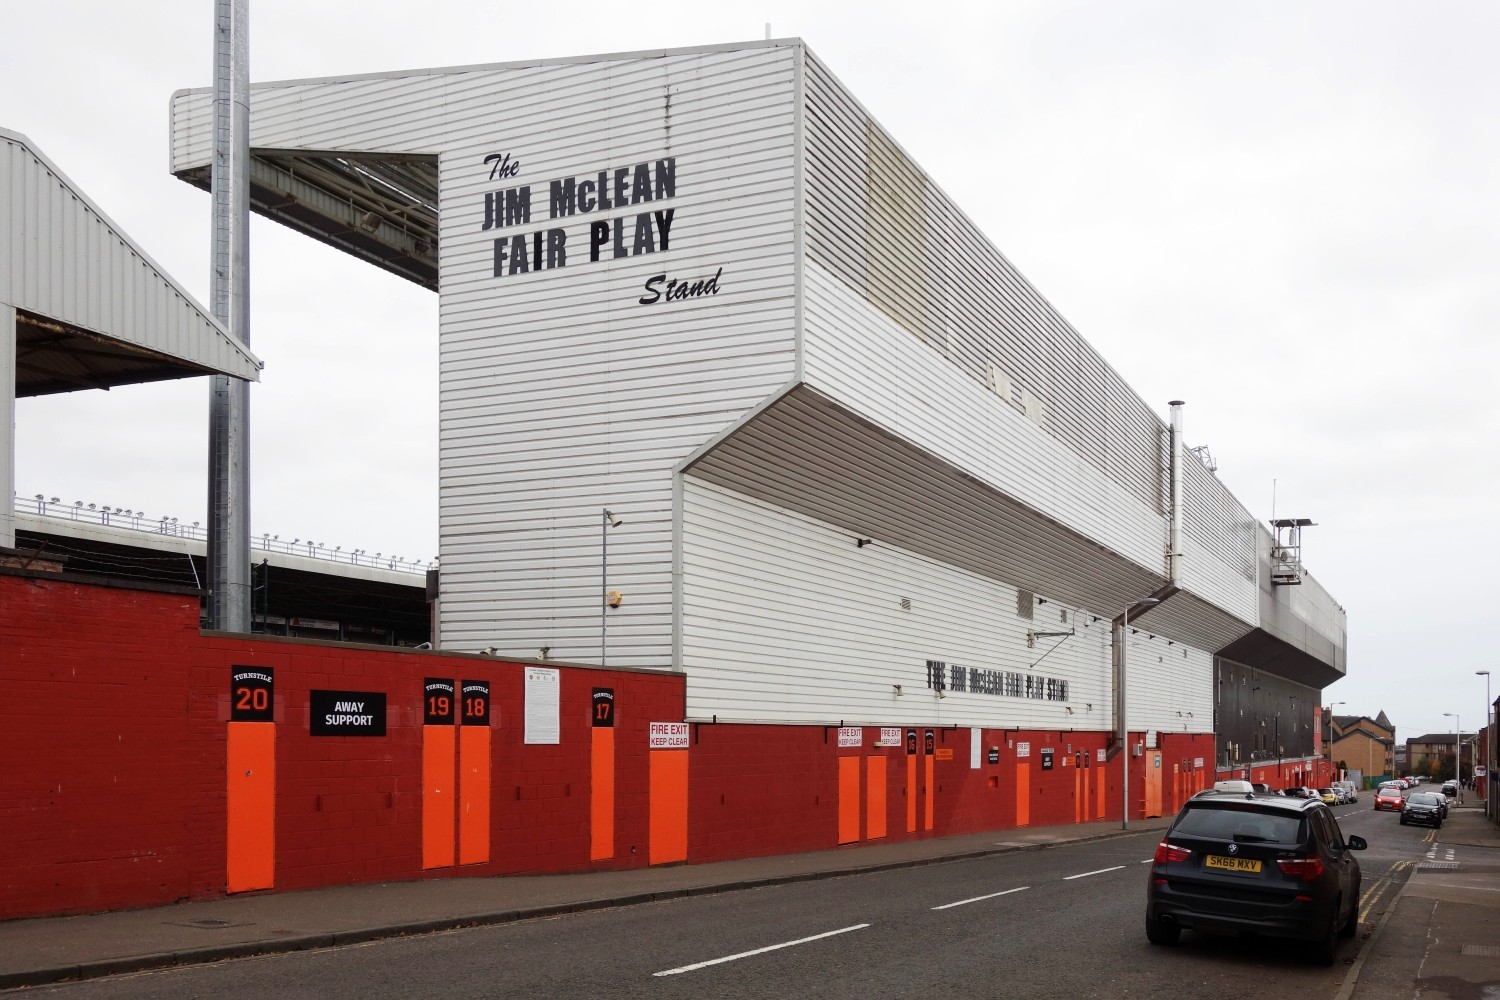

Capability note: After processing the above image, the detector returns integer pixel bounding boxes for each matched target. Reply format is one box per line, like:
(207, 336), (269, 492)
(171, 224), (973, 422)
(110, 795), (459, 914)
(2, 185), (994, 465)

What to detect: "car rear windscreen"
(1173, 806), (1304, 844)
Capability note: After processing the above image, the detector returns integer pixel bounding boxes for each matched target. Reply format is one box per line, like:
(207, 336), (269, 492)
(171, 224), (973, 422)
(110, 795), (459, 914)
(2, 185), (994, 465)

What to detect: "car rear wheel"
(1146, 916), (1180, 946)
(1311, 904), (1341, 966)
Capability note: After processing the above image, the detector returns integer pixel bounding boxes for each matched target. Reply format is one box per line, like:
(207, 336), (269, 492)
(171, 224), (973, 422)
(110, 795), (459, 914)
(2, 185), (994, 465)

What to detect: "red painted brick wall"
(0, 574), (681, 918)
(689, 724), (839, 862)
(0, 576), (214, 918)
(1, 572), (1226, 919)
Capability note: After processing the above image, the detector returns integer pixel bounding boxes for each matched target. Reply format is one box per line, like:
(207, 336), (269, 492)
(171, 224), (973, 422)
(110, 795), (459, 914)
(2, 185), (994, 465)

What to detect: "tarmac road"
(22, 800), (1428, 1000)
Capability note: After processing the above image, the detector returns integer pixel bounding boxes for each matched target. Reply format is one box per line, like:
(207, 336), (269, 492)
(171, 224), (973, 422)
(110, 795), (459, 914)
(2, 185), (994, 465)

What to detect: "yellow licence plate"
(1204, 855), (1262, 873)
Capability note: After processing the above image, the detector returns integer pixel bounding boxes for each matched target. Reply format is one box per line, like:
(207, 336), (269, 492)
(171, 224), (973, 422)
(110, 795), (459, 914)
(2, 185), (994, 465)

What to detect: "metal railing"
(15, 493), (434, 575)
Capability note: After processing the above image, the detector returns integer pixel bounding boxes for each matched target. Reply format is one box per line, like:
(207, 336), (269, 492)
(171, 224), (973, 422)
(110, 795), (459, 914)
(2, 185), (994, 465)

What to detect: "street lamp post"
(1326, 701), (1346, 783)
(1275, 713), (1282, 787)
(1445, 712), (1461, 805)
(1120, 597), (1160, 831)
(1478, 671), (1492, 818)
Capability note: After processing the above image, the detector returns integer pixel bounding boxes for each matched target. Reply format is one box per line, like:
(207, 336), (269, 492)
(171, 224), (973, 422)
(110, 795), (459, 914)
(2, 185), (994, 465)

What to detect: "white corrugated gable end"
(425, 46), (803, 662)
(0, 128), (260, 381)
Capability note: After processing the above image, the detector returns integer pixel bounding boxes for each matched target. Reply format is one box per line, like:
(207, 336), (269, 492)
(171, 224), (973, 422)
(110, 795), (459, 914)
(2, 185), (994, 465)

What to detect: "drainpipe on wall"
(1168, 400), (1185, 587)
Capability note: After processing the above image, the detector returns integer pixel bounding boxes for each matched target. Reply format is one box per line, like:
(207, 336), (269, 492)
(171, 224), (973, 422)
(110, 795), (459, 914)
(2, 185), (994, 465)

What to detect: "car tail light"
(1154, 841), (1191, 864)
(1277, 856), (1325, 880)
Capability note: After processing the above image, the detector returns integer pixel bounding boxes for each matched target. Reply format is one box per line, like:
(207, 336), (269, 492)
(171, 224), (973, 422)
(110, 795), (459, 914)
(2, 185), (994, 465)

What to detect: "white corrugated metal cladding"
(0, 129), (260, 383)
(168, 40), (1345, 734)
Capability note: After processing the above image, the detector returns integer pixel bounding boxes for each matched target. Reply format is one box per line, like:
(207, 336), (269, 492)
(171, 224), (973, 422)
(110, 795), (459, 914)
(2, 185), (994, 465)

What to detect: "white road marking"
(653, 924), (871, 977)
(1064, 865), (1126, 880)
(1141, 859), (1154, 863)
(931, 886), (1030, 910)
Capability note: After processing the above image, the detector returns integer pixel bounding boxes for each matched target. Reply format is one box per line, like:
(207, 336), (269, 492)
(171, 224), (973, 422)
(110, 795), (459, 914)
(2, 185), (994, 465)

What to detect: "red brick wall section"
(0, 574), (683, 918)
(0, 572), (1229, 919)
(0, 577), (211, 919)
(688, 724), (839, 862)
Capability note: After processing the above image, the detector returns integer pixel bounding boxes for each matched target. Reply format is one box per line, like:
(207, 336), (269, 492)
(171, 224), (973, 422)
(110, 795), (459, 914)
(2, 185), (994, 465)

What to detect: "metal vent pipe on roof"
(206, 0), (252, 632)
(1169, 400), (1184, 586)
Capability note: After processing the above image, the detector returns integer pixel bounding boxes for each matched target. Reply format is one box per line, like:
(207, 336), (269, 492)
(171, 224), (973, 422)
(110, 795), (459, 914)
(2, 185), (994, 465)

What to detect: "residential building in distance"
(1328, 711), (1395, 784)
(1408, 732), (1476, 778)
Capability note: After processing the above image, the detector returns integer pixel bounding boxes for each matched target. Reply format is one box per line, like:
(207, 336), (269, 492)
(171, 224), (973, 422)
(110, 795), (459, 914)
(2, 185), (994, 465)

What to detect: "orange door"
(906, 754), (918, 833)
(1097, 755), (1107, 818)
(649, 750), (689, 864)
(838, 756), (861, 844)
(227, 722), (275, 892)
(422, 724), (457, 869)
(924, 753), (935, 831)
(1015, 762), (1032, 826)
(866, 756), (887, 840)
(1145, 750), (1163, 818)
(459, 724), (491, 865)
(590, 726), (616, 861)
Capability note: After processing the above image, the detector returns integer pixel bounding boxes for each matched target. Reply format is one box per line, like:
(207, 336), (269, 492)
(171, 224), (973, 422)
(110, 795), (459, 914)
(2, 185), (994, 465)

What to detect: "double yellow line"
(1359, 860), (1414, 924)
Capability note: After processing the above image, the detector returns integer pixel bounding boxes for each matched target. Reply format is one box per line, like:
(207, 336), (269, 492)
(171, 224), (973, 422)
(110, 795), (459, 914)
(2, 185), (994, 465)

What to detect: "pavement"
(1338, 800), (1500, 1000)
(2, 802), (1499, 996)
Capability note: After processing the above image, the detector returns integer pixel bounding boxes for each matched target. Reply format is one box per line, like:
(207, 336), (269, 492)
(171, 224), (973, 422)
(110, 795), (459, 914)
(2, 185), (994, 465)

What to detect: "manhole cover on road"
(1418, 862), (1460, 870)
(1462, 945), (1500, 957)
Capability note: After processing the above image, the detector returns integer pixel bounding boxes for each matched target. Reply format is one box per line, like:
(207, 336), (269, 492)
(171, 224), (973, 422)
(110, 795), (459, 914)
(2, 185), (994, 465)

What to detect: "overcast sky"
(7, 1), (1496, 745)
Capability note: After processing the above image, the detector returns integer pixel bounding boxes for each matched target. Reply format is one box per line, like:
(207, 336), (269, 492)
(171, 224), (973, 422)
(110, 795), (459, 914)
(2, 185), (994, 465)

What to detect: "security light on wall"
(605, 590), (623, 608)
(604, 509), (624, 528)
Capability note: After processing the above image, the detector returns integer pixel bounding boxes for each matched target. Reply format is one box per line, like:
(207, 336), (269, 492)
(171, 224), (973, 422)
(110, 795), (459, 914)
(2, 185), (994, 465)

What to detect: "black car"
(1146, 790), (1366, 965)
(1402, 792), (1445, 828)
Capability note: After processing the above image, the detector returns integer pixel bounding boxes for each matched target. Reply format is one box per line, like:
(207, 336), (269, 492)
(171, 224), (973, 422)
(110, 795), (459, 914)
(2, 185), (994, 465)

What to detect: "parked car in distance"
(1251, 782), (1273, 794)
(1283, 786), (1313, 799)
(1442, 781), (1458, 797)
(1374, 785), (1404, 811)
(1145, 790), (1365, 965)
(1318, 788), (1339, 806)
(1334, 782), (1359, 804)
(1402, 792), (1445, 828)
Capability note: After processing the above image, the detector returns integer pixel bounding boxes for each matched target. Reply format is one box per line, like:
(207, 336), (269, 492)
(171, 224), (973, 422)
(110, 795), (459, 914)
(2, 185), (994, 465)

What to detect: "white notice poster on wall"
(1096, 748), (1107, 762)
(879, 727), (901, 747)
(970, 728), (982, 769)
(524, 666), (560, 744)
(837, 727), (862, 748)
(1016, 741), (1031, 758)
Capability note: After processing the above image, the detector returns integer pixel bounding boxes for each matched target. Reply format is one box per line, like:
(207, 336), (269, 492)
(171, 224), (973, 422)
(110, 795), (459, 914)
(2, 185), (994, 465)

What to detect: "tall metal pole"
(1446, 712), (1461, 800)
(206, 0), (252, 632)
(1121, 609), (1131, 831)
(1118, 596), (1160, 831)
(1478, 671), (1492, 817)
